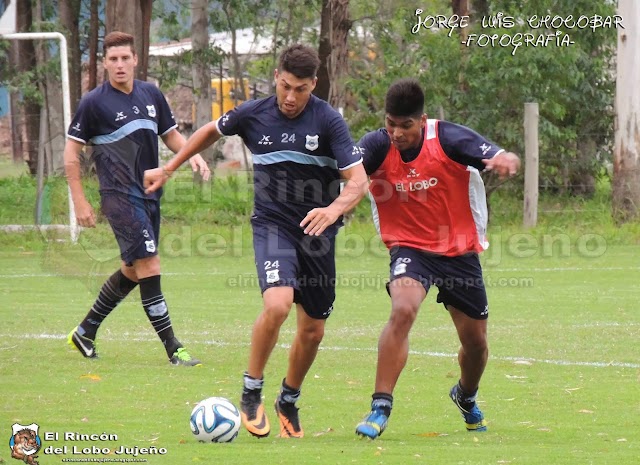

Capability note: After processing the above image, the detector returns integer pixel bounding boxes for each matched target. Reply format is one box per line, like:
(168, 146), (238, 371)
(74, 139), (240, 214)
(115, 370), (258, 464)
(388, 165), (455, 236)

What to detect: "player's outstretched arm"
(63, 139), (96, 228)
(161, 128), (211, 181)
(145, 121), (221, 194)
(482, 151), (520, 178)
(300, 163), (369, 236)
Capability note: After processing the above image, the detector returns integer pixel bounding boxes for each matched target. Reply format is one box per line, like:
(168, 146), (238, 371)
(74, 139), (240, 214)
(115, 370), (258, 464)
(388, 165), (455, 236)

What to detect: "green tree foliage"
(346, 0), (457, 136)
(151, 1), (191, 42)
(1, 0), (611, 194)
(0, 0), (104, 110)
(346, 0), (617, 197)
(151, 0), (323, 95)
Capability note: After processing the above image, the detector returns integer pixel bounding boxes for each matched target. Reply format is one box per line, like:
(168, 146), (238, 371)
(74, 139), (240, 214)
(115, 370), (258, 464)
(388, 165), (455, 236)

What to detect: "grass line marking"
(9, 332), (639, 370)
(2, 265), (640, 280)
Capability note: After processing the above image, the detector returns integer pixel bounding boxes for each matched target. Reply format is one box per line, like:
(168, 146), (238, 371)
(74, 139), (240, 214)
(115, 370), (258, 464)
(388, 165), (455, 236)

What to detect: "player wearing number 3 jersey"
(63, 31), (209, 367)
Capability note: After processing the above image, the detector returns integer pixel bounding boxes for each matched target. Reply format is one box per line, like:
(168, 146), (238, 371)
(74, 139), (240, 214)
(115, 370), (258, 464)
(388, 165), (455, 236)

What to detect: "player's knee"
(389, 301), (419, 329)
(262, 300), (293, 324)
(299, 322), (324, 346)
(461, 332), (488, 354)
(131, 256), (161, 278)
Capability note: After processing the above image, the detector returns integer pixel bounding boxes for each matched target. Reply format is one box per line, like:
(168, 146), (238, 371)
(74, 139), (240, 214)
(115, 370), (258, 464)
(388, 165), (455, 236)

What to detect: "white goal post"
(0, 28), (79, 243)
(0, 0), (16, 35)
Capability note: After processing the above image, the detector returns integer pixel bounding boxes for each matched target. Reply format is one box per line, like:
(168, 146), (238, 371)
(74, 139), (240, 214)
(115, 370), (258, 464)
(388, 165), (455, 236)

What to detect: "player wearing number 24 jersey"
(143, 44), (368, 439)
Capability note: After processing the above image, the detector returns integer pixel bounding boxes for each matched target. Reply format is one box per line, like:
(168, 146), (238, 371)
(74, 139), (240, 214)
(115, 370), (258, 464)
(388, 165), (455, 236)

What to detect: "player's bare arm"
(482, 151), (520, 178)
(300, 162), (368, 236)
(161, 128), (211, 181)
(145, 121), (221, 194)
(63, 138), (96, 228)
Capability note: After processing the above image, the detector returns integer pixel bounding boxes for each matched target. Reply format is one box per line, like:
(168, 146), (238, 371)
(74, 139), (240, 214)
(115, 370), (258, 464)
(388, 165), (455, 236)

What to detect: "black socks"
(455, 381), (479, 411)
(139, 275), (179, 357)
(372, 392), (394, 417)
(79, 270), (138, 340)
(279, 379), (301, 405)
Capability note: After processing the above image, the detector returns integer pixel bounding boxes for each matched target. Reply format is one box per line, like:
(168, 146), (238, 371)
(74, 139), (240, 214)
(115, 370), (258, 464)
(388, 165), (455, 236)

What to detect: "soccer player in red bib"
(355, 78), (520, 438)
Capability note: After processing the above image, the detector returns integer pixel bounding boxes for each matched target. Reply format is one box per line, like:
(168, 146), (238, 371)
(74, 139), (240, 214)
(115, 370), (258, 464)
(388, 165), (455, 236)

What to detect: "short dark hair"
(103, 31), (135, 56)
(385, 78), (425, 118)
(278, 44), (320, 80)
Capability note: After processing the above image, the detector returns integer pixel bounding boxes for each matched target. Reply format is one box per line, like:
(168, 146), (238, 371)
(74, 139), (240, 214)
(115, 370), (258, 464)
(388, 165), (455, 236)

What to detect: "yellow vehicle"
(192, 77), (250, 122)
(210, 77), (251, 120)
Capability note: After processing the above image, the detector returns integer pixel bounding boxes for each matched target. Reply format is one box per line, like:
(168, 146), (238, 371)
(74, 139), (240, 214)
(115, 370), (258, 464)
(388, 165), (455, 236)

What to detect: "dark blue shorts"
(388, 246), (488, 320)
(100, 193), (160, 266)
(252, 217), (336, 319)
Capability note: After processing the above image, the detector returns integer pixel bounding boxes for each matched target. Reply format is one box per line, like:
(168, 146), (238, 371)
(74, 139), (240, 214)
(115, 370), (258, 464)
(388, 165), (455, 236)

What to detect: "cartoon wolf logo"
(9, 423), (41, 465)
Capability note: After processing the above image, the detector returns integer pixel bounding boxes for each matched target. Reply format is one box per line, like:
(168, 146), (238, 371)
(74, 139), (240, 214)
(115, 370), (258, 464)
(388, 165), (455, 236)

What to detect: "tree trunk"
(8, 41), (24, 163)
(571, 138), (596, 197)
(314, 0), (351, 109)
(138, 0), (152, 81)
(328, 0), (350, 110)
(33, 0), (65, 174)
(105, 0), (151, 81)
(452, 0), (469, 92)
(471, 0), (489, 18)
(17, 0), (39, 174)
(58, 0), (82, 112)
(451, 0), (469, 43)
(271, 3), (283, 75)
(191, 0), (214, 160)
(612, 0), (640, 223)
(314, 0), (331, 102)
(222, 1), (247, 102)
(88, 0), (99, 91)
(106, 1), (135, 43)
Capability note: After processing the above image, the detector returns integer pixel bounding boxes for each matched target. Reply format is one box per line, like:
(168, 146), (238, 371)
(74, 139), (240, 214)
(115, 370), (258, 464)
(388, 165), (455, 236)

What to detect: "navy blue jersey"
(217, 95), (361, 235)
(67, 80), (177, 200)
(359, 121), (503, 175)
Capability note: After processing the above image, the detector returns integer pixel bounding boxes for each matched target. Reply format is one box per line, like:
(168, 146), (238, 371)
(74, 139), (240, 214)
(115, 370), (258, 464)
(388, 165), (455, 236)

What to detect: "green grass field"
(1, 219), (638, 465)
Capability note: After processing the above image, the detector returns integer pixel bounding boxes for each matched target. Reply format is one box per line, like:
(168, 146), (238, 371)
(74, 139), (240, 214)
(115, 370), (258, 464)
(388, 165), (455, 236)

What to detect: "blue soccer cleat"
(355, 408), (389, 439)
(450, 384), (487, 432)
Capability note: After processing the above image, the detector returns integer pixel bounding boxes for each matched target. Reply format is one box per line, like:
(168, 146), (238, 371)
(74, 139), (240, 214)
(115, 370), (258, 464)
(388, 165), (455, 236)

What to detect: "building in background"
(149, 27), (272, 124)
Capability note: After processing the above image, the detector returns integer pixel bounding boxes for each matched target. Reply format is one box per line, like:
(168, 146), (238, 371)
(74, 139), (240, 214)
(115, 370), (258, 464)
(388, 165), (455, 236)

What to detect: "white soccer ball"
(190, 397), (241, 443)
